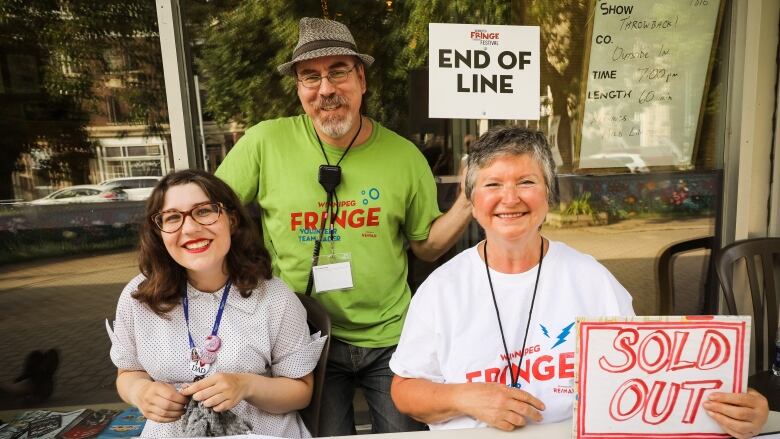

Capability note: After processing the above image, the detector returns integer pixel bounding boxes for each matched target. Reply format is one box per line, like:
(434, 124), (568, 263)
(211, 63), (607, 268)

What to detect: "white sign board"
(578, 0), (722, 170)
(428, 23), (540, 120)
(574, 315), (750, 439)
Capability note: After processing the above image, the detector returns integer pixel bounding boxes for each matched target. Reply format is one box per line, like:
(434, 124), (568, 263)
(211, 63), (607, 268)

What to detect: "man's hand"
(132, 380), (188, 423)
(458, 382), (545, 431)
(704, 388), (768, 439)
(179, 372), (247, 412)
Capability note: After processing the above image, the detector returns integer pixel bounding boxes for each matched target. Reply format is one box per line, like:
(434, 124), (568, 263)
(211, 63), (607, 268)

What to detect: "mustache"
(317, 95), (347, 110)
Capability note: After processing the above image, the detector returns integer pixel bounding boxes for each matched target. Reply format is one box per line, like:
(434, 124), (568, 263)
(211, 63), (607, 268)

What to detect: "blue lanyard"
(182, 280), (231, 349)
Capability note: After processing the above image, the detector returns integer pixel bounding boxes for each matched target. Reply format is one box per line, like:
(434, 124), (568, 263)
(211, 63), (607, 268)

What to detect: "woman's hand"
(459, 382), (545, 431)
(704, 388), (768, 439)
(179, 372), (247, 412)
(132, 380), (188, 423)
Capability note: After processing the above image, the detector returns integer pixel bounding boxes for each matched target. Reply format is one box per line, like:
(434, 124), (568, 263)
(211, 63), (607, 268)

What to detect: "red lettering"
(608, 378), (723, 424)
(697, 330), (730, 370)
(516, 358), (531, 383)
(366, 207), (380, 226)
(668, 331), (695, 371)
(304, 212), (319, 229)
(638, 330), (671, 374)
(642, 381), (680, 425)
(470, 31), (500, 39)
(533, 355), (555, 381)
(610, 378), (647, 421)
(347, 209), (365, 227)
(681, 380), (722, 423)
(290, 212), (302, 230)
(484, 367), (500, 383)
(465, 370), (482, 383)
(559, 352), (575, 378)
(599, 328), (639, 373)
(334, 210), (347, 228)
(499, 365), (510, 385)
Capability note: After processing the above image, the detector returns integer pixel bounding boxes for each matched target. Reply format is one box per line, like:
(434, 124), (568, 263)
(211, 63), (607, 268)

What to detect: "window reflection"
(1, 0), (169, 411)
(0, 0), (729, 413)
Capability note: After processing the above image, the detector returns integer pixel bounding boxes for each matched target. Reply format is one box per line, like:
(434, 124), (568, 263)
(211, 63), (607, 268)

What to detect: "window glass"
(1, 0), (730, 415)
(1, 0), (169, 412)
(181, 0), (725, 324)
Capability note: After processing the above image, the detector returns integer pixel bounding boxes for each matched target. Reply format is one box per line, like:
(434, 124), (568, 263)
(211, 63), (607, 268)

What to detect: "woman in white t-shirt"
(107, 169), (325, 438)
(389, 126), (768, 439)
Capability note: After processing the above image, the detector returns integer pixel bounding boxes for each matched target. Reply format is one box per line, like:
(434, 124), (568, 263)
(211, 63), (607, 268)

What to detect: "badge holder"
(312, 236), (353, 293)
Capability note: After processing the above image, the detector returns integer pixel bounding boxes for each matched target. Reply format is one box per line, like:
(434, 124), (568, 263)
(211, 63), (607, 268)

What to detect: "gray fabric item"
(181, 398), (252, 437)
(278, 17), (374, 76)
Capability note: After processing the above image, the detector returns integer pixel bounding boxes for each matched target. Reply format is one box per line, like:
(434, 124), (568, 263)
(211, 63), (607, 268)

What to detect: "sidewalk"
(0, 217), (712, 409)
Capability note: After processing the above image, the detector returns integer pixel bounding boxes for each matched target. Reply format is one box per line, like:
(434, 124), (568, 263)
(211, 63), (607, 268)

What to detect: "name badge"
(190, 360), (210, 377)
(313, 253), (353, 293)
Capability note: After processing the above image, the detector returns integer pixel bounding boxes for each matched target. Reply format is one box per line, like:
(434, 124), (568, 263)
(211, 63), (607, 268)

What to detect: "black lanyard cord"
(316, 115), (363, 167)
(305, 116), (364, 295)
(484, 236), (545, 388)
(316, 115), (363, 227)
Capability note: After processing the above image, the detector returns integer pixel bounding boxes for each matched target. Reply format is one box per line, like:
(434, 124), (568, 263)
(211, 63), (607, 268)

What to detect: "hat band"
(293, 40), (358, 59)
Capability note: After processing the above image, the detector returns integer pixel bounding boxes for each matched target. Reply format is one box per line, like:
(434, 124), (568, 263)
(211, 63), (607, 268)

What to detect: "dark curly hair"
(134, 169), (271, 315)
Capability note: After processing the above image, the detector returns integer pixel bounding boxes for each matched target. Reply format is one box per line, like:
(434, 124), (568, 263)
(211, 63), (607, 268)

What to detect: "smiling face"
(295, 55), (366, 144)
(159, 183), (232, 289)
(471, 153), (549, 245)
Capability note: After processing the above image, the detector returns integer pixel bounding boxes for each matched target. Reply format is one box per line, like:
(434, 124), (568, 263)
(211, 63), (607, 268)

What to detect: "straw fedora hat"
(277, 17), (374, 76)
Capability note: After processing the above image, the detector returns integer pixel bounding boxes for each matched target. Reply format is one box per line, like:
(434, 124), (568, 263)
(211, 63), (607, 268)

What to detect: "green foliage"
(563, 191), (594, 216)
(195, 0), (318, 126)
(0, 0), (167, 198)
(196, 0), (510, 133)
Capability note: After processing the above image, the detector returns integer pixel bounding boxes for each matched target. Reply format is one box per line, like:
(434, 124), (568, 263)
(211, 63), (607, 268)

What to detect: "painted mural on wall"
(564, 170), (719, 221)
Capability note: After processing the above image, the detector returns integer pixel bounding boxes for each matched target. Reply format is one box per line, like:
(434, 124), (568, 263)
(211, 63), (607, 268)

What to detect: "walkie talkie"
(319, 164), (341, 193)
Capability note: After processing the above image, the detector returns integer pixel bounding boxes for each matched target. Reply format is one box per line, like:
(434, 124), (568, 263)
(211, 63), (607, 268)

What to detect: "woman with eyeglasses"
(106, 169), (325, 438)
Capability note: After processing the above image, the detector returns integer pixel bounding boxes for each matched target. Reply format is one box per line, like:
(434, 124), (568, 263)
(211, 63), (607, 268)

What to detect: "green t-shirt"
(215, 115), (441, 347)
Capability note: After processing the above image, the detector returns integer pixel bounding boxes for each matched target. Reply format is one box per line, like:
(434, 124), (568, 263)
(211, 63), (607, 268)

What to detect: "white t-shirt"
(107, 274), (326, 438)
(390, 240), (635, 430)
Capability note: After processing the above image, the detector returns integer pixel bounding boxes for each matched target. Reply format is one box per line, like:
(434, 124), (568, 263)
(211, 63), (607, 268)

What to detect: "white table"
(334, 411), (780, 438)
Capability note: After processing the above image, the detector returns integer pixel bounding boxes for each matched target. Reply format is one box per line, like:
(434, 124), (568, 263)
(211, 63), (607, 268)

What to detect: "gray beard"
(316, 111), (354, 139)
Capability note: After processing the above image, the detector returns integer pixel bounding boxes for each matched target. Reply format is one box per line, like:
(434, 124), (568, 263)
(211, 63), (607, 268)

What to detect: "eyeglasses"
(297, 65), (356, 89)
(151, 202), (226, 233)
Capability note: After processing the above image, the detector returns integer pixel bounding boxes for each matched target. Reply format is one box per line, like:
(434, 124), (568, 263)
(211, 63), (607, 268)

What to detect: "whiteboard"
(577, 0), (723, 171)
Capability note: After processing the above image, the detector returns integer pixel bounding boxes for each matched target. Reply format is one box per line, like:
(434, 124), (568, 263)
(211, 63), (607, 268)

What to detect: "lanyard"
(182, 280), (231, 350)
(484, 237), (544, 388)
(305, 116), (364, 295)
(316, 115), (363, 168)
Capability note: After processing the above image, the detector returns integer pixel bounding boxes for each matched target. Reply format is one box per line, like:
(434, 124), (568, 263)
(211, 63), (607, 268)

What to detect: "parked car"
(99, 176), (161, 201)
(29, 184), (128, 205)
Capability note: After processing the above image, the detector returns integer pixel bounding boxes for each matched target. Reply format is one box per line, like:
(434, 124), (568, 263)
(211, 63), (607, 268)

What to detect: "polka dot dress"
(107, 274), (326, 438)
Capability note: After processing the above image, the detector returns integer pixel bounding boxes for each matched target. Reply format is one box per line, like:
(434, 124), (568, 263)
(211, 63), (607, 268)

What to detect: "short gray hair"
(465, 126), (558, 206)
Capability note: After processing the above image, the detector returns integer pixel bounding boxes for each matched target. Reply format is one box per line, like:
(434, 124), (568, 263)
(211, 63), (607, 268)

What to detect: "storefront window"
(1, 0), (731, 416)
(0, 0), (168, 411)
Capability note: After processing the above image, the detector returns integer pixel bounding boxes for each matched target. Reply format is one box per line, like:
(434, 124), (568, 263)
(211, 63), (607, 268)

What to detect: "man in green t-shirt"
(215, 17), (472, 436)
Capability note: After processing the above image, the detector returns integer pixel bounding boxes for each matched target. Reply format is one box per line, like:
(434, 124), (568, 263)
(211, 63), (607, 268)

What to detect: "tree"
(525, 0), (590, 172)
(196, 0), (510, 136)
(0, 0), (167, 199)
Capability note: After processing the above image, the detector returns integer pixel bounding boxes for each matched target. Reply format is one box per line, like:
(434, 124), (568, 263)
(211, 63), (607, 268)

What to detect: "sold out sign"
(575, 316), (749, 439)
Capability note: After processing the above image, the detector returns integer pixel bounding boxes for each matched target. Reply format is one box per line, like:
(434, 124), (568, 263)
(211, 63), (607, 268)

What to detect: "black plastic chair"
(715, 237), (780, 369)
(656, 236), (715, 315)
(296, 294), (331, 438)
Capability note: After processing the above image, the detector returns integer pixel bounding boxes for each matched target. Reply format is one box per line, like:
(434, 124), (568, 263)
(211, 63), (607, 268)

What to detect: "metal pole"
(155, 0), (199, 170)
(193, 74), (209, 172)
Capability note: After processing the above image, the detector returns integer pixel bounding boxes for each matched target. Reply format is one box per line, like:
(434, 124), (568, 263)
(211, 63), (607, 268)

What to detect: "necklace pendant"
(189, 359), (210, 377)
(199, 349), (217, 364)
(204, 335), (221, 352)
